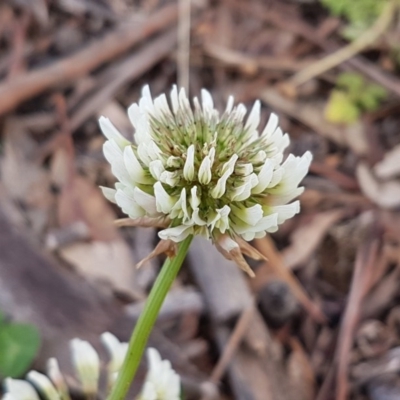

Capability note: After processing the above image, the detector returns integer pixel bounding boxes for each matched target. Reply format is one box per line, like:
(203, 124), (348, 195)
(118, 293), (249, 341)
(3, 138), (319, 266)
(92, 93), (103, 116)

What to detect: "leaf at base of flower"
(136, 240), (178, 269)
(235, 236), (268, 262)
(215, 234), (256, 278)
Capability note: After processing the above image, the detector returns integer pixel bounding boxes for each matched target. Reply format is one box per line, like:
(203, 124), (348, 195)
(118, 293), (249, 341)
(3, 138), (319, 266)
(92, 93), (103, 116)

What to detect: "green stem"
(107, 235), (193, 400)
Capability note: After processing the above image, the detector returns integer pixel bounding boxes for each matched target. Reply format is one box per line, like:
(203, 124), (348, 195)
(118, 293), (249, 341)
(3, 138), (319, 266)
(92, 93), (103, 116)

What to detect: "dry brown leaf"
(1, 119), (54, 232)
(282, 209), (345, 270)
(357, 162), (400, 209)
(59, 239), (142, 298)
(374, 144), (400, 179)
(58, 175), (118, 241)
(288, 338), (316, 400)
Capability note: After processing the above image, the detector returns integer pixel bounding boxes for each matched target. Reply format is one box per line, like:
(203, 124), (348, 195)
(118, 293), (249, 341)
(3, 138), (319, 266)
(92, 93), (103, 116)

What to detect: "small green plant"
(320, 0), (388, 39)
(325, 72), (387, 124)
(0, 312), (41, 378)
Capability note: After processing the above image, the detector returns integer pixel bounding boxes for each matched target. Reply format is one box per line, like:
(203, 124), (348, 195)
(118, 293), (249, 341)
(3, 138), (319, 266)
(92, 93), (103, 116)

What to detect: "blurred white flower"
(100, 85), (311, 275)
(101, 332), (128, 387)
(4, 379), (39, 400)
(138, 348), (180, 400)
(2, 337), (179, 400)
(70, 339), (100, 396)
(46, 358), (70, 400)
(26, 371), (59, 400)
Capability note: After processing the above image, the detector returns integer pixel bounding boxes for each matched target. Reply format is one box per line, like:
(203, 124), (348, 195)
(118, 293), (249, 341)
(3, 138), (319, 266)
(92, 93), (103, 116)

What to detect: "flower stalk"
(107, 235), (193, 400)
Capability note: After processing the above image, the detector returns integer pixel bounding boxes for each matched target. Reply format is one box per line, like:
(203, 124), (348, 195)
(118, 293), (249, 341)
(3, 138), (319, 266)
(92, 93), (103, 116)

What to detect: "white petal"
(267, 166), (284, 188)
(100, 186), (117, 203)
(225, 96), (234, 113)
(160, 170), (180, 187)
(252, 159), (274, 194)
(208, 147), (216, 166)
(230, 174), (257, 201)
(183, 145), (195, 181)
(201, 89), (214, 112)
(245, 100), (261, 134)
(166, 156), (182, 168)
(231, 213), (278, 235)
(140, 85), (154, 112)
(154, 94), (172, 118)
(123, 146), (150, 184)
(2, 393), (16, 400)
(213, 205), (231, 233)
(221, 154), (238, 175)
(249, 213), (279, 232)
(231, 204), (263, 226)
(154, 182), (176, 214)
(252, 150), (266, 164)
(170, 85), (179, 114)
(149, 160), (165, 180)
(261, 113), (279, 137)
(269, 187), (305, 205)
(212, 154), (238, 199)
(170, 188), (189, 221)
(235, 163), (253, 176)
(103, 140), (131, 185)
(127, 103), (141, 129)
(27, 372), (59, 400)
(99, 117), (131, 149)
(115, 189), (145, 218)
(158, 225), (193, 242)
(46, 358), (68, 399)
(137, 141), (161, 166)
(101, 332), (128, 373)
(189, 186), (200, 210)
(5, 379), (40, 400)
(272, 151), (312, 192)
(198, 155), (212, 185)
(143, 348), (181, 400)
(140, 381), (157, 400)
(133, 187), (158, 216)
(235, 104), (247, 122)
(272, 201), (300, 224)
(191, 208), (207, 225)
(70, 339), (100, 395)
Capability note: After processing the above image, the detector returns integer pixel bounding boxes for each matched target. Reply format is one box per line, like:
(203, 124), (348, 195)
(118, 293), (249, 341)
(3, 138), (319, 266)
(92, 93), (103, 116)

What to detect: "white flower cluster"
(138, 349), (180, 400)
(2, 334), (179, 400)
(100, 85), (312, 274)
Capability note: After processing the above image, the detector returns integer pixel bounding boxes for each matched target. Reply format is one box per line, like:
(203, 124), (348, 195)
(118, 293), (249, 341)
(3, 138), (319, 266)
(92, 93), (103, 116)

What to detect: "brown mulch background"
(1, 0), (400, 399)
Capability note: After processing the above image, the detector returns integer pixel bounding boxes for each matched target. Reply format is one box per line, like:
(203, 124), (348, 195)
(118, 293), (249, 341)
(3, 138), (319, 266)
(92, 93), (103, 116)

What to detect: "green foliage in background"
(320, 0), (388, 39)
(325, 72), (387, 124)
(0, 312), (41, 378)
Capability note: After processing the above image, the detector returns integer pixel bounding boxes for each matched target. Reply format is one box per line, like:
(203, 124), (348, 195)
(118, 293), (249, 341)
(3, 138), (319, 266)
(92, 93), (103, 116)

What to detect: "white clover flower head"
(100, 85), (312, 276)
(70, 339), (100, 396)
(138, 348), (180, 400)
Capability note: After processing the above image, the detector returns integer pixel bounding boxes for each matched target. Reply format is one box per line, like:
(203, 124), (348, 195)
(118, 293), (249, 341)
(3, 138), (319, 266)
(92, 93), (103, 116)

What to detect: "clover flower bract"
(100, 85), (312, 275)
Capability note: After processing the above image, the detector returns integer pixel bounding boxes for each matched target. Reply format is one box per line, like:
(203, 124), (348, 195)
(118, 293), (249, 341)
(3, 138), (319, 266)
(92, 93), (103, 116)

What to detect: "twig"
(0, 4), (178, 115)
(177, 0), (191, 91)
(210, 302), (255, 384)
(70, 30), (177, 131)
(255, 235), (327, 324)
(237, 0), (400, 98)
(203, 42), (312, 72)
(285, 1), (396, 88)
(335, 227), (383, 400)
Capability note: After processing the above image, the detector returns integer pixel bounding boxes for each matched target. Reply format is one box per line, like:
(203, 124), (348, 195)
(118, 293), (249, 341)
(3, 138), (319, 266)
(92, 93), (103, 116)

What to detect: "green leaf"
(325, 91), (360, 124)
(0, 323), (41, 378)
